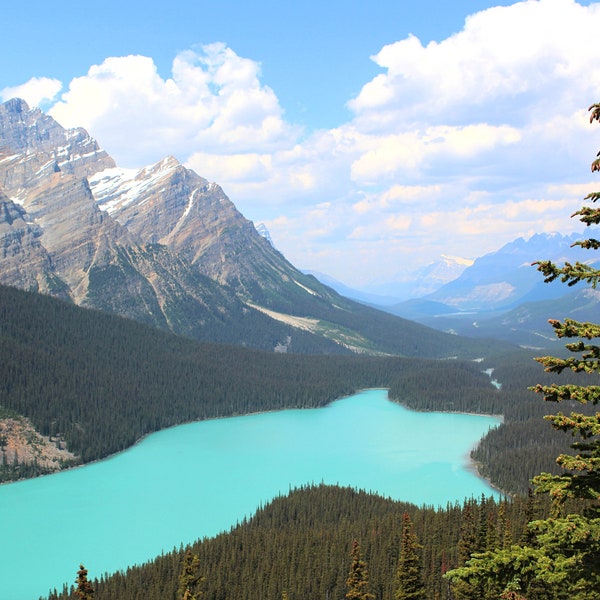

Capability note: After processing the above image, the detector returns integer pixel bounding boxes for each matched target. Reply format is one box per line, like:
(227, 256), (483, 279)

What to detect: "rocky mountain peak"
(0, 99), (465, 357)
(0, 98), (115, 195)
(89, 154), (265, 287)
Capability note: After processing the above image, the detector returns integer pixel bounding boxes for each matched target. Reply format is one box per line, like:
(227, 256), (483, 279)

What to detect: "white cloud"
(186, 152), (273, 183)
(16, 0), (600, 287)
(348, 123), (522, 184)
(348, 0), (600, 129)
(49, 44), (300, 168)
(1, 77), (62, 108)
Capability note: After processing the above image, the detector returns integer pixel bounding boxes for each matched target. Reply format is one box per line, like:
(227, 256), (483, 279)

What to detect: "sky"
(1, 0), (599, 289)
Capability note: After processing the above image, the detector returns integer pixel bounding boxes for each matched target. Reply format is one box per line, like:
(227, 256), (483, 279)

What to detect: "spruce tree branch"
(583, 191), (600, 203)
(533, 354), (600, 374)
(544, 412), (600, 438)
(574, 238), (600, 250)
(572, 206), (600, 225)
(529, 383), (600, 404)
(547, 319), (600, 340)
(533, 261), (600, 288)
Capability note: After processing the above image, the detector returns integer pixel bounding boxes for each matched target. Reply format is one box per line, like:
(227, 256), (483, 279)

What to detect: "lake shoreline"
(1, 387), (505, 497)
(0, 389), (505, 600)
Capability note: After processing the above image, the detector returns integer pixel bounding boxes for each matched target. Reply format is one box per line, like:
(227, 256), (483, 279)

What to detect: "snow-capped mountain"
(0, 98), (487, 358)
(423, 232), (595, 311)
(332, 254), (474, 304)
(378, 232), (600, 347)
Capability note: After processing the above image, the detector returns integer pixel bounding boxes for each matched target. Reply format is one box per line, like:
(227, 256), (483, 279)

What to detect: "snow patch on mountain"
(90, 157), (181, 213)
(293, 279), (319, 296)
(441, 254), (474, 268)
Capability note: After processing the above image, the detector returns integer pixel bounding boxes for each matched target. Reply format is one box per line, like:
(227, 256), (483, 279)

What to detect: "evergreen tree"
(445, 102), (600, 600)
(394, 512), (425, 600)
(74, 565), (94, 600)
(178, 548), (204, 600)
(345, 540), (375, 600)
(456, 500), (479, 565)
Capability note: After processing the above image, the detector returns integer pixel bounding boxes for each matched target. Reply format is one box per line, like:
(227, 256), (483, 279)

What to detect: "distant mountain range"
(361, 254), (475, 302)
(371, 232), (600, 347)
(0, 98), (504, 359)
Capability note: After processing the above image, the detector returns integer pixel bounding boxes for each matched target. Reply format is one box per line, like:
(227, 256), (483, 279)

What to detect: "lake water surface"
(0, 389), (501, 600)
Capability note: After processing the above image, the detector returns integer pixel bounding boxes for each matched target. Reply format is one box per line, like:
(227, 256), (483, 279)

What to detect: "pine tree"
(74, 565), (94, 600)
(345, 540), (375, 600)
(394, 512), (425, 600)
(178, 548), (204, 600)
(444, 102), (600, 600)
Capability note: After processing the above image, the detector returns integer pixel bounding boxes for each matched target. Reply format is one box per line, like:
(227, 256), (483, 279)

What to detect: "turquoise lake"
(0, 389), (501, 600)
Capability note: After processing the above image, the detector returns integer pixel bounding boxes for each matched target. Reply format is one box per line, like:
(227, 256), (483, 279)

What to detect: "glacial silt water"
(0, 389), (501, 600)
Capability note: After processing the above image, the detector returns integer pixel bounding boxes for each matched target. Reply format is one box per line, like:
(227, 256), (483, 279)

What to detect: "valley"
(0, 97), (503, 358)
(0, 96), (598, 600)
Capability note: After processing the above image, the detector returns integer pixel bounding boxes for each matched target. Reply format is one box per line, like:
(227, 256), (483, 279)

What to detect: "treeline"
(0, 284), (499, 476)
(0, 284), (588, 493)
(45, 484), (552, 600)
(0, 458), (58, 482)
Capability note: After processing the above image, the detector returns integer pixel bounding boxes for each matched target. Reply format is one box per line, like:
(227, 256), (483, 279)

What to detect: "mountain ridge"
(375, 231), (600, 347)
(0, 98), (503, 358)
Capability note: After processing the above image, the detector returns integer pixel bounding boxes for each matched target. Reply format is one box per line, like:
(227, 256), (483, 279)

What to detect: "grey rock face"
(0, 98), (115, 196)
(0, 190), (69, 297)
(0, 98), (317, 348)
(89, 155), (286, 294)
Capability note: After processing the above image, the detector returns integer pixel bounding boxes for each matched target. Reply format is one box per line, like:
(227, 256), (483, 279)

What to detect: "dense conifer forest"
(0, 283), (588, 494)
(45, 484), (554, 600)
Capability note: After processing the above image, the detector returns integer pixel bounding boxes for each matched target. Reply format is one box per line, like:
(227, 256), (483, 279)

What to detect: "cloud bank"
(49, 44), (300, 167)
(4, 0), (600, 287)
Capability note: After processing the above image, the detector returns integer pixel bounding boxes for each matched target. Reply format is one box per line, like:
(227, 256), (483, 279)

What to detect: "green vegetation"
(0, 279), (590, 492)
(394, 512), (425, 600)
(445, 102), (600, 599)
(44, 484), (550, 600)
(346, 539), (375, 600)
(74, 565), (94, 600)
(178, 549), (204, 600)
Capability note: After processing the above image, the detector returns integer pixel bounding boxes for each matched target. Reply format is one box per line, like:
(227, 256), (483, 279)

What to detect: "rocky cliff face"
(0, 98), (308, 304)
(88, 154), (300, 301)
(0, 98), (115, 193)
(0, 99), (267, 340)
(0, 190), (64, 296)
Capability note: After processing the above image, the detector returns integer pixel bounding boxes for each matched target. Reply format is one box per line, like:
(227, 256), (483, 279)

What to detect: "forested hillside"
(0, 284), (501, 479)
(0, 283), (589, 494)
(45, 484), (554, 600)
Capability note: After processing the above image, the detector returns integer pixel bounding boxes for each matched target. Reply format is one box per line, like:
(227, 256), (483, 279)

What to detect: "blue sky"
(1, 0), (599, 288)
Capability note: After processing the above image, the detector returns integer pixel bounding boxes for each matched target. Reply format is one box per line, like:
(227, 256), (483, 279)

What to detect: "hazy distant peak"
(440, 254), (474, 267)
(255, 222), (275, 247)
